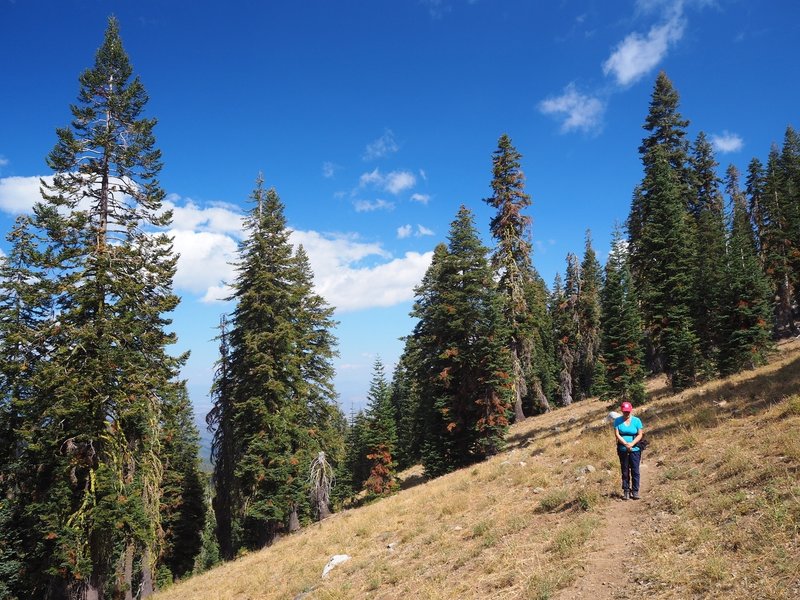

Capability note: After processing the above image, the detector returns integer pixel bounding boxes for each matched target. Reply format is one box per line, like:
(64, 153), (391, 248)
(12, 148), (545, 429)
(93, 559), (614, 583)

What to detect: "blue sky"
(1, 0), (799, 425)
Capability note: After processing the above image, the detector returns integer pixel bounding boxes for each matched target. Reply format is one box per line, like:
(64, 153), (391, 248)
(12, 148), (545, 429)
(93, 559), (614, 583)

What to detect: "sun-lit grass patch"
(155, 342), (800, 600)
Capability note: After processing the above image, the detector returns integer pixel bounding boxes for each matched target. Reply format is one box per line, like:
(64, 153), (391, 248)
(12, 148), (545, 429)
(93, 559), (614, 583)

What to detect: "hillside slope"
(156, 342), (800, 600)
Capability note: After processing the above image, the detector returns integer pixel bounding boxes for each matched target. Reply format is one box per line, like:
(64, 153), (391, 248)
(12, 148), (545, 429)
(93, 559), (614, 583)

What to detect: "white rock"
(533, 487), (545, 494)
(606, 411), (621, 424)
(519, 461), (527, 467)
(322, 554), (351, 578)
(387, 542), (397, 551)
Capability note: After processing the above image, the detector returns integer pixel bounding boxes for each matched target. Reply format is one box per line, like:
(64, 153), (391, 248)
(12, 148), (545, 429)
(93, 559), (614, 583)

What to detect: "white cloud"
(397, 224), (413, 239)
(363, 129), (399, 160)
(0, 175), (52, 214)
(419, 169), (428, 181)
(416, 225), (434, 237)
(711, 131), (744, 154)
(354, 199), (395, 212)
(385, 171), (416, 194)
(358, 168), (417, 196)
(292, 228), (433, 312)
(164, 195), (244, 236)
(410, 193), (430, 204)
(169, 229), (239, 301)
(0, 156), (8, 167)
(602, 10), (686, 86)
(539, 84), (605, 134)
(322, 161), (337, 178)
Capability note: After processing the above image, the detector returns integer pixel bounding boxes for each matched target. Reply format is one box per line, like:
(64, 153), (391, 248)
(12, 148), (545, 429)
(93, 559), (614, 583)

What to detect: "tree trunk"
(140, 548), (154, 599)
(123, 543), (134, 600)
(288, 505), (300, 532)
(531, 379), (550, 413)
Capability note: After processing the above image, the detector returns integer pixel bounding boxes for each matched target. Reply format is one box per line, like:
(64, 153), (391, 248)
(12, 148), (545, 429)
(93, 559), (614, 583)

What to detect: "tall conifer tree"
(720, 166), (774, 374)
(688, 132), (727, 375)
(483, 135), (549, 417)
(600, 227), (646, 403)
(7, 17), (191, 599)
(412, 209), (512, 476)
(576, 231), (602, 398)
(628, 72), (699, 387)
(362, 358), (398, 496)
(212, 177), (342, 553)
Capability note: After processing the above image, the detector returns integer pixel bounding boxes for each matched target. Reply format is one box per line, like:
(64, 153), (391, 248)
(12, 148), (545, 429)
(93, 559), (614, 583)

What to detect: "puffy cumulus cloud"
(354, 199), (395, 212)
(164, 194), (244, 236)
(358, 168), (417, 196)
(289, 230), (431, 312)
(0, 175), (53, 214)
(385, 171), (416, 195)
(410, 193), (430, 204)
(711, 131), (744, 154)
(539, 84), (605, 134)
(0, 155), (8, 167)
(168, 229), (239, 301)
(397, 224), (413, 239)
(602, 10), (685, 86)
(416, 225), (434, 237)
(363, 129), (399, 161)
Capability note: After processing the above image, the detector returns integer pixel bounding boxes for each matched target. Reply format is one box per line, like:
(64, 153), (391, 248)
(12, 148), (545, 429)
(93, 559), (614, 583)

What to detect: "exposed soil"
(556, 461), (655, 600)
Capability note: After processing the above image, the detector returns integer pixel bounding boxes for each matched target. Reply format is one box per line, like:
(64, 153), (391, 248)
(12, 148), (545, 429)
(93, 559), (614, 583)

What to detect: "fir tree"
(576, 231), (602, 398)
(628, 73), (699, 387)
(688, 132), (727, 375)
(158, 383), (205, 582)
(362, 358), (398, 496)
(628, 72), (693, 375)
(600, 227), (646, 404)
(12, 18), (188, 597)
(483, 134), (546, 418)
(214, 177), (342, 552)
(389, 338), (424, 469)
(719, 166), (774, 374)
(761, 145), (795, 334)
(207, 314), (236, 559)
(551, 258), (579, 406)
(412, 209), (512, 476)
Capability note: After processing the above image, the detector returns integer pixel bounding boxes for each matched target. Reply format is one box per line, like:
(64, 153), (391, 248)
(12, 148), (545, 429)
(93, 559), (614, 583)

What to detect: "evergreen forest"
(1, 18), (799, 600)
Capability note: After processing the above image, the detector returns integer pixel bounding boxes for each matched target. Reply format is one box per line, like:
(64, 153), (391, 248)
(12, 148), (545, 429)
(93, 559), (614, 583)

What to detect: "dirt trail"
(556, 461), (654, 600)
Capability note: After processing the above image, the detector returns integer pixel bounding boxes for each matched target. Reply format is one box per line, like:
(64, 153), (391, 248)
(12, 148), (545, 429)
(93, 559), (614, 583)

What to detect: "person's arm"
(631, 425), (644, 448)
(614, 424), (628, 448)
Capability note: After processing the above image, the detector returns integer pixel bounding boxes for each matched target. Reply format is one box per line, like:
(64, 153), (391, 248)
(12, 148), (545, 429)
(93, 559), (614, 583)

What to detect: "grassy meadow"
(155, 341), (800, 600)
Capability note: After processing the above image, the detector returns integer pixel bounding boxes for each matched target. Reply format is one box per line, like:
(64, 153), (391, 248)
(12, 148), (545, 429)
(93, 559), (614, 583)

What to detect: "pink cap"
(620, 401), (633, 412)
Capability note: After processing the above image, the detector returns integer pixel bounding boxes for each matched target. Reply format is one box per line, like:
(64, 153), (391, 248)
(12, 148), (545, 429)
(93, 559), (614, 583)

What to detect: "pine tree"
(688, 132), (727, 375)
(521, 272), (555, 413)
(576, 231), (602, 398)
(158, 383), (205, 582)
(483, 134), (547, 419)
(389, 338), (424, 469)
(362, 358), (398, 496)
(645, 145), (700, 389)
(719, 166), (774, 374)
(207, 314), (236, 559)
(412, 209), (513, 476)
(337, 410), (371, 503)
(600, 227), (646, 404)
(628, 73), (699, 387)
(551, 258), (579, 406)
(761, 145), (795, 334)
(214, 177), (343, 552)
(11, 18), (189, 597)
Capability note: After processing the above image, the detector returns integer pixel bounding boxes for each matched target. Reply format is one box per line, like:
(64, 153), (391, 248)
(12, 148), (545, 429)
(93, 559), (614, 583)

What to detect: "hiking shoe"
(622, 490), (629, 500)
(631, 492), (640, 500)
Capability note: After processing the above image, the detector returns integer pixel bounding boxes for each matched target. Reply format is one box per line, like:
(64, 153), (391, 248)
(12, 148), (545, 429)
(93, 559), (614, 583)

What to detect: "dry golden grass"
(156, 341), (800, 600)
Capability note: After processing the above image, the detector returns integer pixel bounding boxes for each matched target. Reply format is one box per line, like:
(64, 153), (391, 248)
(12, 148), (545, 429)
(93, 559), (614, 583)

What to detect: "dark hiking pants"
(617, 449), (641, 493)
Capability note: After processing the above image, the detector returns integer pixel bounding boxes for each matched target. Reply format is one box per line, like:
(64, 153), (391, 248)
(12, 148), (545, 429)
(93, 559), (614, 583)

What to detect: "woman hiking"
(614, 401), (644, 500)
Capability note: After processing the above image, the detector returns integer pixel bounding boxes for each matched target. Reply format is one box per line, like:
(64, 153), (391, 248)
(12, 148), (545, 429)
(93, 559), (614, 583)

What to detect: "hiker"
(613, 401), (644, 500)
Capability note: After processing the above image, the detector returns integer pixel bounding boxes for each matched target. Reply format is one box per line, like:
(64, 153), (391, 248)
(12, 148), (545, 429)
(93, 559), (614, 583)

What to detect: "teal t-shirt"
(614, 416), (643, 452)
